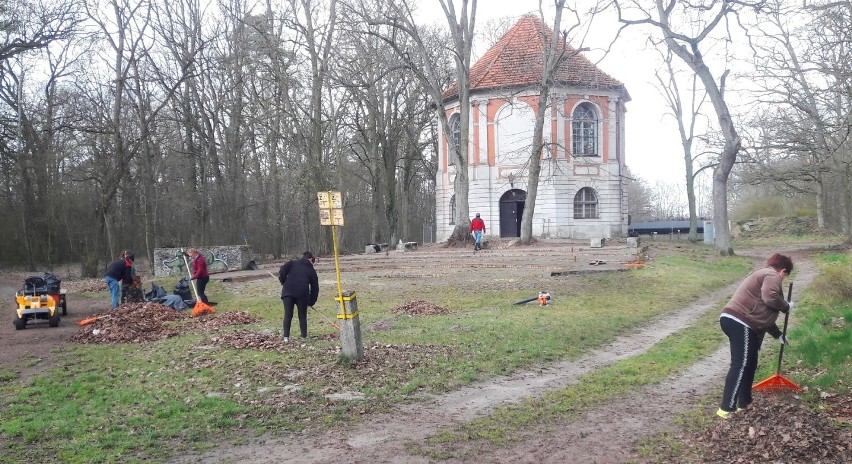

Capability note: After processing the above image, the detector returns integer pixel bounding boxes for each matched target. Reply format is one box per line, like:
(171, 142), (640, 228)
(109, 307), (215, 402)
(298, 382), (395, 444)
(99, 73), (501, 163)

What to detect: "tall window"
(571, 103), (598, 156)
(449, 194), (456, 225)
(574, 187), (598, 219)
(448, 114), (460, 166)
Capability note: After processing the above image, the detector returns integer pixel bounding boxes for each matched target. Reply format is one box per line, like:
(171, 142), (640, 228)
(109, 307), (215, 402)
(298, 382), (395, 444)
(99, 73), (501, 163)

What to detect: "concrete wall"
(153, 246), (252, 277)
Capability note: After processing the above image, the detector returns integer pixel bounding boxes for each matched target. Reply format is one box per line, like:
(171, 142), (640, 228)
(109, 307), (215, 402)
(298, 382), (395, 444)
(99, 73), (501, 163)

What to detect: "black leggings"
(195, 276), (209, 303)
(282, 296), (308, 338)
(720, 317), (765, 412)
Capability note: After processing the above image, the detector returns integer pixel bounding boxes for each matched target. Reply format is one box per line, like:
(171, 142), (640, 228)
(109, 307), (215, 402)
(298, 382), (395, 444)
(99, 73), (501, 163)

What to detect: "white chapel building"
(435, 15), (631, 241)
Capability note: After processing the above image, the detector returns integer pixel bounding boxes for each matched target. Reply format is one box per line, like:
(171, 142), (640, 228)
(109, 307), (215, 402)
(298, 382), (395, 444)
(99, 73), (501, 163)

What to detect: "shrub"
(732, 197), (785, 221)
(810, 263), (852, 300)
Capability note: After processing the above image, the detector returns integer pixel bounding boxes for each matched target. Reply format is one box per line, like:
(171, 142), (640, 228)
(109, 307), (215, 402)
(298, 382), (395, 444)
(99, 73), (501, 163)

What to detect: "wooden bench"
(404, 241), (418, 251)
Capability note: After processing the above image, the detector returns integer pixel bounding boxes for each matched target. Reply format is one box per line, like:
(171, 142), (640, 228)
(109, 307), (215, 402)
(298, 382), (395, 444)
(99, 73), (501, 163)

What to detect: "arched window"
(571, 103), (598, 156)
(574, 187), (598, 219)
(448, 114), (460, 166)
(449, 194), (456, 225)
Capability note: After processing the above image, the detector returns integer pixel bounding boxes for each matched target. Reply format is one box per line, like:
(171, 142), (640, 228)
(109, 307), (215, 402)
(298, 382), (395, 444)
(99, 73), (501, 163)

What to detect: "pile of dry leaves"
(660, 394), (852, 463)
(70, 303), (256, 345)
(390, 300), (450, 316)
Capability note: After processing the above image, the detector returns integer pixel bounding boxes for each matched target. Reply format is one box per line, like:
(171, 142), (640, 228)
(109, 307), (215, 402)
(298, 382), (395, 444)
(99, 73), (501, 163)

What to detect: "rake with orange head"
(183, 251), (215, 317)
(753, 282), (802, 393)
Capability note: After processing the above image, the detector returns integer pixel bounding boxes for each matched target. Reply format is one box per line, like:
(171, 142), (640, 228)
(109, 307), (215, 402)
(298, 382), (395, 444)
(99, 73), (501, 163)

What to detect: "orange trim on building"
(518, 95), (539, 113)
(472, 102), (480, 165)
(563, 97), (578, 161)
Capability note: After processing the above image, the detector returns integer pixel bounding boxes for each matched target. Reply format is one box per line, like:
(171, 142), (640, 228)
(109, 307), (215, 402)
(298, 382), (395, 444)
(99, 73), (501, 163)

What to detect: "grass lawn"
(0, 244), (753, 463)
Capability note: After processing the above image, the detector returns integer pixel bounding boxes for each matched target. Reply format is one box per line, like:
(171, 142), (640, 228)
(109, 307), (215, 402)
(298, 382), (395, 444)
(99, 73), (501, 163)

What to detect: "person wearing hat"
(278, 251), (320, 341)
(469, 213), (486, 251)
(104, 251), (135, 309)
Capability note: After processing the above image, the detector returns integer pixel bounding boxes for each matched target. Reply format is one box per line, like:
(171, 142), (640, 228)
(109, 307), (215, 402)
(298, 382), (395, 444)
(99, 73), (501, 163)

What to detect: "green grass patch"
(0, 368), (16, 383)
(0, 251), (751, 462)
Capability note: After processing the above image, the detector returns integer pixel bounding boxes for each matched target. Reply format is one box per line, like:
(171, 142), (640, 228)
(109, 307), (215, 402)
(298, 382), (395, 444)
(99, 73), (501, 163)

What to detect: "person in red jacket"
(186, 248), (210, 303)
(469, 213), (486, 251)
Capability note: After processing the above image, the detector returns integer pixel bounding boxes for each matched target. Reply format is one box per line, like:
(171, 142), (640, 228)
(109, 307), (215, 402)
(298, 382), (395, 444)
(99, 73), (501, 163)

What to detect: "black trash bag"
(174, 278), (193, 301)
(22, 272), (61, 295)
(42, 272), (61, 294)
(145, 283), (168, 301)
(159, 294), (188, 310)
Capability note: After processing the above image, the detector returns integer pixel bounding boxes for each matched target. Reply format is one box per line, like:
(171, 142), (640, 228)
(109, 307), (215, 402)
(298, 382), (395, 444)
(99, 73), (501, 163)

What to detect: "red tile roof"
(443, 14), (627, 101)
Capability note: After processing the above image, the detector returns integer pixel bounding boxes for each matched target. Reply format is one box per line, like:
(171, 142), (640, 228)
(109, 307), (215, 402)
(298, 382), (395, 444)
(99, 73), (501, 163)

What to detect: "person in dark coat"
(278, 251), (319, 341)
(104, 252), (134, 309)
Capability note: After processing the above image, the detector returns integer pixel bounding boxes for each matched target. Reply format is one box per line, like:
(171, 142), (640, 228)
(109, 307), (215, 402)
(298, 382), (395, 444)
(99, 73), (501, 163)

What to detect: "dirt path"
(0, 279), (109, 382)
(177, 252), (818, 463)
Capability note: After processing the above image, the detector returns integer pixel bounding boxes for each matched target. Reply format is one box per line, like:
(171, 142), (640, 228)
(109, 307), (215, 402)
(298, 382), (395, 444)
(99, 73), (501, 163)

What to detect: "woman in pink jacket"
(186, 248), (210, 303)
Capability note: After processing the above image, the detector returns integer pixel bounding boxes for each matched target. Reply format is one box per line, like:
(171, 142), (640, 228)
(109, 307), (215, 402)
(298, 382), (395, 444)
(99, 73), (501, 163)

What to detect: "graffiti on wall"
(162, 250), (228, 276)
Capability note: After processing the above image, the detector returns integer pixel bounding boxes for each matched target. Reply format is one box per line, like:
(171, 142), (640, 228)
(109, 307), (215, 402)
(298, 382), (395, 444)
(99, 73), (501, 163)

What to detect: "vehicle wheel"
(60, 295), (68, 316)
(13, 316), (26, 330)
(48, 314), (60, 327)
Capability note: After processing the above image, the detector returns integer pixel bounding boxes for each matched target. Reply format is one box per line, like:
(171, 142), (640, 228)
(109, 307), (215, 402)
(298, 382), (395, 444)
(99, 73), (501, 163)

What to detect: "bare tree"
(624, 167), (654, 222)
(652, 44), (710, 241)
(0, 0), (80, 64)
(363, 0), (478, 242)
(81, 0), (153, 265)
(741, 0), (850, 238)
(519, 1), (589, 244)
(616, 0), (760, 255)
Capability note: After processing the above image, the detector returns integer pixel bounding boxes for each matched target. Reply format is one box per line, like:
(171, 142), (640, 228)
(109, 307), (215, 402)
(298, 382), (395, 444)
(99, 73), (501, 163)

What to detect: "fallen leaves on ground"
(669, 395), (852, 464)
(212, 330), (288, 352)
(70, 302), (256, 345)
(64, 278), (108, 293)
(390, 300), (450, 316)
(191, 311), (257, 330)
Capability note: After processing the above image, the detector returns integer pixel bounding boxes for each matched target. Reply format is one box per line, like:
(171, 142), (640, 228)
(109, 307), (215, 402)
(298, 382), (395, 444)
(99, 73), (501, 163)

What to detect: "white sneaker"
(282, 337), (289, 342)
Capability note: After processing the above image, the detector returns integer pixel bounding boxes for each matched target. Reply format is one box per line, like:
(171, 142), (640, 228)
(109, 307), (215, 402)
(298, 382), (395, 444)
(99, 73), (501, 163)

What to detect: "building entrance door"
(499, 189), (526, 238)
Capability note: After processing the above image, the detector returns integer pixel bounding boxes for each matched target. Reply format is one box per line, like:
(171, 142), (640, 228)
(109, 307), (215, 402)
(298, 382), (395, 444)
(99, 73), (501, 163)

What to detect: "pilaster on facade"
(435, 14), (630, 242)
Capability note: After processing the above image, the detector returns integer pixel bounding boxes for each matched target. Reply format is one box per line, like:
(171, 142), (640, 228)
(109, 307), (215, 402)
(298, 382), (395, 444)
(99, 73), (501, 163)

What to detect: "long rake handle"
(311, 305), (341, 331)
(182, 253), (201, 301)
(776, 282), (793, 375)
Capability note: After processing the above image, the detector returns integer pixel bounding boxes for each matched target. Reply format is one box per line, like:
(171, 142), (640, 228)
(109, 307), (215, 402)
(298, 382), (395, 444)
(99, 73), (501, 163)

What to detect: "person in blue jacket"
(278, 251), (319, 341)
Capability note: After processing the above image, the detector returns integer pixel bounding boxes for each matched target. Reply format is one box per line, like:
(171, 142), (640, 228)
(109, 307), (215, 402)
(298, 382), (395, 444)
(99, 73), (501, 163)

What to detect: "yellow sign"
(319, 209), (345, 226)
(317, 192), (330, 209)
(317, 191), (344, 226)
(320, 209), (332, 226)
(330, 192), (343, 209)
(332, 209), (344, 226)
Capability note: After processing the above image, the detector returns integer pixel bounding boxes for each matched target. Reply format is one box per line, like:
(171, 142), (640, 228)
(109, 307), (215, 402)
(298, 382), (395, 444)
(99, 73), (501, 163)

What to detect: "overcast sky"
(415, 1), (689, 186)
